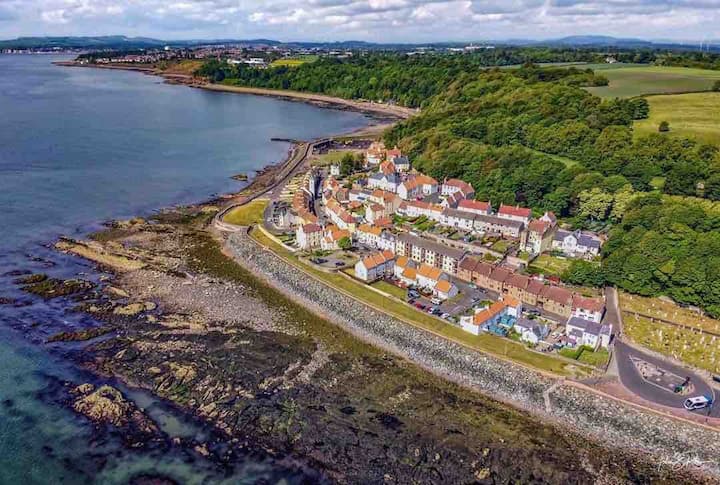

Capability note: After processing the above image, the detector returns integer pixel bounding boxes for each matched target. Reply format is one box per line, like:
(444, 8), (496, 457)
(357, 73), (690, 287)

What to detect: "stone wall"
(228, 231), (720, 476)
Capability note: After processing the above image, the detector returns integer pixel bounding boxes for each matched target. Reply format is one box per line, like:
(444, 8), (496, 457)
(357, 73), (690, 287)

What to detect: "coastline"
(37, 60), (718, 481)
(53, 60), (417, 121)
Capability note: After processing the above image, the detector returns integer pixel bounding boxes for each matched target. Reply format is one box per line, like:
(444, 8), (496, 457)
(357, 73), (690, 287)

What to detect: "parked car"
(335, 261), (344, 266)
(414, 302), (425, 310)
(683, 396), (712, 411)
(431, 297), (442, 305)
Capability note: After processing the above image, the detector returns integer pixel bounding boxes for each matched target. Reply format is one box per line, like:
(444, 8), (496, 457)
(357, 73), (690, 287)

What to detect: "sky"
(1, 0), (719, 43)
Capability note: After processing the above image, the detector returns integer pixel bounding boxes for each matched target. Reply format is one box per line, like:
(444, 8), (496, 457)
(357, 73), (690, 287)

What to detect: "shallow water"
(0, 54), (370, 483)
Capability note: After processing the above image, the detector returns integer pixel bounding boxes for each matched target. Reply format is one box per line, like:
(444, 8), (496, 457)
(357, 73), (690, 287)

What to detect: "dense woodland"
(198, 52), (720, 315)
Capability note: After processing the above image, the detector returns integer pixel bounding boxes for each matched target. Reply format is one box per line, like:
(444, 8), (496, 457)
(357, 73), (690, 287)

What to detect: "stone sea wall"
(227, 231), (720, 477)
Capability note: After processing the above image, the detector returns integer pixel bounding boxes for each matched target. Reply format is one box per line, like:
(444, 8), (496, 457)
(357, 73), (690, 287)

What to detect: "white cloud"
(1, 0), (719, 41)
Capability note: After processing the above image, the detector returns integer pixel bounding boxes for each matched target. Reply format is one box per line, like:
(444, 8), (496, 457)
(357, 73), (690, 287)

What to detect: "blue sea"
(0, 54), (370, 483)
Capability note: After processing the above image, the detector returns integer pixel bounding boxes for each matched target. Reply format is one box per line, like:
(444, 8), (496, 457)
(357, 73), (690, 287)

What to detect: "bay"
(0, 54), (370, 483)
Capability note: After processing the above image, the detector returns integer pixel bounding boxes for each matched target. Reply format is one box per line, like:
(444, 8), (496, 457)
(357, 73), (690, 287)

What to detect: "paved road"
(604, 286), (718, 416)
(615, 340), (719, 417)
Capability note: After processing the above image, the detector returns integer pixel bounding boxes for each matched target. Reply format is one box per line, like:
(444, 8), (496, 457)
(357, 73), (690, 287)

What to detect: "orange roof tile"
(435, 280), (453, 293)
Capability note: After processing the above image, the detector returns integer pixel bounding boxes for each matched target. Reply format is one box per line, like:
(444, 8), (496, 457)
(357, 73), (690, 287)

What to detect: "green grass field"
(250, 227), (590, 377)
(222, 199), (268, 226)
(371, 280), (407, 299)
(527, 254), (572, 277)
(270, 55), (319, 68)
(585, 65), (720, 98)
(633, 92), (720, 146)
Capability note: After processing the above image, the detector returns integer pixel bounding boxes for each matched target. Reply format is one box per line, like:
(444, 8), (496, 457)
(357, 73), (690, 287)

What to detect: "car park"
(683, 396), (713, 411)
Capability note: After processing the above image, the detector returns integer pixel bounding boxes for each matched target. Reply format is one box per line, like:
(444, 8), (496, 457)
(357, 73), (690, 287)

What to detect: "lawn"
(250, 227), (590, 377)
(222, 199), (268, 226)
(312, 149), (359, 166)
(490, 239), (512, 253)
(633, 92), (720, 146)
(585, 66), (720, 98)
(527, 254), (572, 277)
(371, 280), (408, 299)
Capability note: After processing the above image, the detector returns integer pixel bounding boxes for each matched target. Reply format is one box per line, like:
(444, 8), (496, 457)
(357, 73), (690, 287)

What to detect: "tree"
(339, 153), (357, 177)
(562, 261), (606, 287)
(577, 187), (613, 222)
(609, 185), (636, 222)
(713, 80), (720, 92)
(658, 120), (670, 132)
(338, 236), (352, 250)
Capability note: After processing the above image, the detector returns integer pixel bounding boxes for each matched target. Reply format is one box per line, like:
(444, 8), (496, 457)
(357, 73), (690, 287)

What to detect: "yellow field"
(634, 92), (720, 146)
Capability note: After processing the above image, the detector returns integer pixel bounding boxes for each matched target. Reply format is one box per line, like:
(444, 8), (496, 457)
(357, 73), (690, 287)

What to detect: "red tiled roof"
(458, 199), (491, 212)
(528, 219), (551, 234)
(498, 204), (531, 218)
(301, 223), (322, 233)
(489, 267), (511, 283)
(572, 295), (605, 313)
(541, 286), (573, 305)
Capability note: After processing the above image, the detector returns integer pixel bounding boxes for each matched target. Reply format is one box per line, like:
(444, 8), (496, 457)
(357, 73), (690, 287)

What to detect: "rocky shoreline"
(26, 205), (715, 484)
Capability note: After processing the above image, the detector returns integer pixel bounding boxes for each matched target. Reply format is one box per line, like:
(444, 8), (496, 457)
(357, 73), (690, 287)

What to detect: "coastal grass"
(223, 199), (269, 226)
(633, 92), (720, 146)
(585, 66), (720, 98)
(370, 280), (407, 300)
(251, 227), (590, 377)
(312, 150), (360, 167)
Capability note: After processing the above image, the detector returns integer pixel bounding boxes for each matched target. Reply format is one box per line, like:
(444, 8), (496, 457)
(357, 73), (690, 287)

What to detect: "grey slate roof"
(474, 213), (525, 230)
(397, 233), (465, 260)
(567, 316), (603, 336)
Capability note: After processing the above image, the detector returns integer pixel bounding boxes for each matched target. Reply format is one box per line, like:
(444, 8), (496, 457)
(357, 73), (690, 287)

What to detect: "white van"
(683, 396), (712, 411)
(431, 297), (442, 306)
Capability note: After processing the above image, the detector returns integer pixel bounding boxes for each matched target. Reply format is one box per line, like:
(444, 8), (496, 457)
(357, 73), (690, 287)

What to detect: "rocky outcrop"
(71, 384), (159, 447)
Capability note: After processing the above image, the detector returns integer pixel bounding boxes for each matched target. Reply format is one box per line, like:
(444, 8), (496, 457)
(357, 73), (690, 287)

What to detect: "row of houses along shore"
(288, 141), (610, 349)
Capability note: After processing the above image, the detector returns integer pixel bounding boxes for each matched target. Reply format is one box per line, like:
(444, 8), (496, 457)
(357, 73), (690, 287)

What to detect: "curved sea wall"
(227, 230), (720, 476)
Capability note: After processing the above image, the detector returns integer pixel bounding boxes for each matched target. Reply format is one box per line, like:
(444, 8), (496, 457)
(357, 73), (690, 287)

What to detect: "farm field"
(270, 55), (319, 67)
(633, 92), (720, 146)
(585, 65), (720, 98)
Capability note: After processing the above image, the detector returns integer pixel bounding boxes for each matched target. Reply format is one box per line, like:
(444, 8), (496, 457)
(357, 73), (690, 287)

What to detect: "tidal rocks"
(71, 384), (159, 447)
(47, 327), (113, 343)
(20, 275), (94, 299)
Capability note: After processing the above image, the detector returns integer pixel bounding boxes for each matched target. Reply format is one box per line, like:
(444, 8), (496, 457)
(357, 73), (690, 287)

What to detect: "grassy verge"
(250, 227), (590, 377)
(223, 199), (268, 226)
(371, 280), (407, 299)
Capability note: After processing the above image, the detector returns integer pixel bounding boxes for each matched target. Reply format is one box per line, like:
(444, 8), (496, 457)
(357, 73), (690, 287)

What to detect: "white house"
(441, 178), (474, 198)
(367, 172), (400, 193)
(571, 295), (605, 323)
(513, 318), (549, 345)
(433, 279), (458, 300)
(552, 230), (602, 258)
(497, 204), (532, 224)
(565, 317), (612, 350)
(457, 199), (492, 216)
(354, 250), (395, 282)
(296, 223), (323, 251)
(441, 208), (476, 231)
